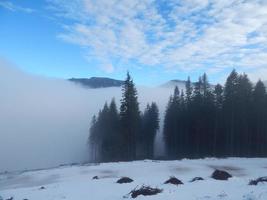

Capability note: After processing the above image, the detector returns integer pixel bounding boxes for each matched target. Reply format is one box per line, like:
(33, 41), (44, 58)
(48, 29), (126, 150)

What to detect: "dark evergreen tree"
(101, 99), (121, 161)
(96, 102), (110, 161)
(214, 84), (223, 109)
(184, 77), (194, 156)
(89, 115), (99, 162)
(140, 102), (159, 159)
(178, 90), (187, 157)
(191, 74), (215, 157)
(163, 86), (180, 158)
(120, 72), (141, 160)
(185, 76), (193, 105)
(223, 69), (239, 155)
(251, 80), (267, 156)
(88, 99), (121, 162)
(213, 84), (224, 156)
(236, 74), (253, 156)
(191, 76), (203, 157)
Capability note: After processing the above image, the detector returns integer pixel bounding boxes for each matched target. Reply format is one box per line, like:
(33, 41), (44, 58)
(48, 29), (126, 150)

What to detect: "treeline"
(89, 73), (159, 162)
(164, 70), (267, 158)
(89, 70), (267, 162)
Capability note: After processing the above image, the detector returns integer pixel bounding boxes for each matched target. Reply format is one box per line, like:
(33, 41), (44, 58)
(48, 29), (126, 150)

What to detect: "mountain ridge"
(68, 77), (267, 89)
(69, 77), (124, 88)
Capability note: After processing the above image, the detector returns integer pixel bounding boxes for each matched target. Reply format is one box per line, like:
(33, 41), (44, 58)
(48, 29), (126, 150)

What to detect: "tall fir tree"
(163, 86), (182, 158)
(252, 80), (267, 156)
(120, 72), (141, 160)
(185, 76), (193, 106)
(223, 69), (239, 155)
(213, 84), (224, 156)
(89, 115), (98, 162)
(102, 99), (121, 161)
(140, 102), (160, 159)
(88, 99), (121, 162)
(236, 74), (253, 156)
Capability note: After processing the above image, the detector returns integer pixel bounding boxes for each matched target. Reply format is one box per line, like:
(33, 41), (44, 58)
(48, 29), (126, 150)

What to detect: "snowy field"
(1, 158), (267, 200)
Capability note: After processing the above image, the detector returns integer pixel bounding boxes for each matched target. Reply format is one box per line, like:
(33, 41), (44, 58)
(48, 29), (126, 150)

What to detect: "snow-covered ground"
(1, 158), (267, 200)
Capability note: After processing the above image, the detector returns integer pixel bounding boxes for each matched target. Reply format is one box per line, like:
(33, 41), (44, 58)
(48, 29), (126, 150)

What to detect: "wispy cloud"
(0, 1), (35, 13)
(48, 0), (267, 80)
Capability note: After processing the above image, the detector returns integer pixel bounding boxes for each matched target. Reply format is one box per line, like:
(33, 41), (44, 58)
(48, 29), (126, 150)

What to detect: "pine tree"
(163, 95), (174, 157)
(213, 84), (224, 156)
(120, 72), (141, 160)
(236, 73), (253, 156)
(185, 77), (193, 106)
(214, 84), (223, 109)
(223, 69), (239, 155)
(89, 115), (98, 162)
(185, 77), (193, 156)
(102, 98), (121, 161)
(252, 80), (267, 156)
(97, 102), (110, 161)
(163, 86), (182, 158)
(179, 90), (187, 157)
(191, 76), (203, 157)
(140, 102), (159, 159)
(202, 73), (216, 156)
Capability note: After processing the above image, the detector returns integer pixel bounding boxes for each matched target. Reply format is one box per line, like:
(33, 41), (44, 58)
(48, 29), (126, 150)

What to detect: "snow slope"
(1, 158), (267, 200)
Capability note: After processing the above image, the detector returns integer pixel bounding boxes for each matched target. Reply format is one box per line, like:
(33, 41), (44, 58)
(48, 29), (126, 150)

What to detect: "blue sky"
(1, 0), (267, 85)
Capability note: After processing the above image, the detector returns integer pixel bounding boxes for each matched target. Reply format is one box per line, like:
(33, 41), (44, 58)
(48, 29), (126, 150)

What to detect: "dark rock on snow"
(190, 177), (204, 182)
(249, 176), (267, 185)
(92, 176), (99, 180)
(117, 177), (133, 184)
(39, 186), (46, 190)
(211, 170), (232, 180)
(164, 176), (183, 185)
(129, 186), (163, 198)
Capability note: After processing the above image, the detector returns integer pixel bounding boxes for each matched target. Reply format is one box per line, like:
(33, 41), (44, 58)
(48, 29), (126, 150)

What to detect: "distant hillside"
(69, 77), (124, 88)
(69, 77), (265, 89)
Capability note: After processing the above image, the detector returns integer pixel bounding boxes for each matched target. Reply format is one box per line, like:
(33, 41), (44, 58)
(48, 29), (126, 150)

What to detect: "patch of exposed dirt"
(164, 176), (183, 185)
(190, 177), (204, 182)
(128, 186), (163, 198)
(211, 169), (232, 180)
(207, 165), (246, 177)
(249, 177), (267, 185)
(117, 177), (133, 184)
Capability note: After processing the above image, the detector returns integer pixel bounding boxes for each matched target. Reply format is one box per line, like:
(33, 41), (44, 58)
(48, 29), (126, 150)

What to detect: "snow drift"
(1, 158), (267, 200)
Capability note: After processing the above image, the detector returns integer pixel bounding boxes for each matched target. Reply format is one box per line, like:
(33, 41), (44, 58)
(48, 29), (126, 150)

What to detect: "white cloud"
(49, 0), (267, 79)
(100, 63), (115, 73)
(0, 1), (34, 13)
(247, 67), (267, 82)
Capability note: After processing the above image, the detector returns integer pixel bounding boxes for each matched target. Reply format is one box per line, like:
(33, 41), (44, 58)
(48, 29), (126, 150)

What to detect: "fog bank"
(0, 60), (173, 172)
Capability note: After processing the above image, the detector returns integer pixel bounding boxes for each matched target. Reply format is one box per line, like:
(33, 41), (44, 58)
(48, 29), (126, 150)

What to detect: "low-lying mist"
(0, 60), (173, 172)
